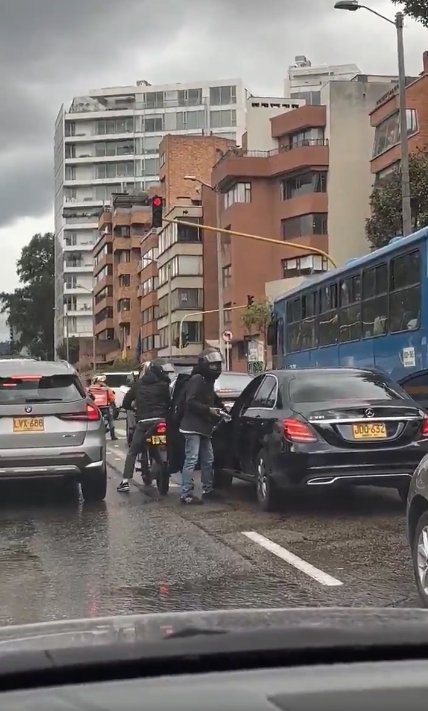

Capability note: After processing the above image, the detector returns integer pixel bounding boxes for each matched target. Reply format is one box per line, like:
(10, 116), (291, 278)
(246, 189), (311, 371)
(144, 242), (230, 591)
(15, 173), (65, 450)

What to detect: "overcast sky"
(0, 0), (426, 307)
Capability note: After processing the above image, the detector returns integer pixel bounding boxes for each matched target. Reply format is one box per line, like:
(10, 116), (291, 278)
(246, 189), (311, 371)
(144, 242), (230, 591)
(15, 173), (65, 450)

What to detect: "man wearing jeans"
(179, 348), (224, 505)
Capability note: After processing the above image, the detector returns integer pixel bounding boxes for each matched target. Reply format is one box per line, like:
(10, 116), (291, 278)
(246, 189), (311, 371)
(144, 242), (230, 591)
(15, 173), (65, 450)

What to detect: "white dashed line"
(242, 531), (343, 587)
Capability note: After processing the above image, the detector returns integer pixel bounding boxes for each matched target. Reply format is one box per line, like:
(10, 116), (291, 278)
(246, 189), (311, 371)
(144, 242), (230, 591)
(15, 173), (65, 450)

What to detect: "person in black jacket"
(117, 359), (173, 493)
(179, 348), (223, 505)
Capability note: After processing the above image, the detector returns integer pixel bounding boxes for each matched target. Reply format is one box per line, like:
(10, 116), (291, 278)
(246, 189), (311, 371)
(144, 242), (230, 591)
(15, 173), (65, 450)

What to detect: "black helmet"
(198, 348), (223, 380)
(148, 358), (175, 381)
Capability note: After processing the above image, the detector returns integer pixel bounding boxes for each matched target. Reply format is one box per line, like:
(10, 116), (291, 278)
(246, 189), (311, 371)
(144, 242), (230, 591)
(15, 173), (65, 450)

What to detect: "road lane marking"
(242, 531), (343, 587)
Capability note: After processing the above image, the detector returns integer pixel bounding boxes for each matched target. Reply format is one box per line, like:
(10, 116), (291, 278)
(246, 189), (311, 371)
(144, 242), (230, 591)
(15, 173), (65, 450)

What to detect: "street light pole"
(334, 1), (412, 236)
(76, 284), (96, 375)
(64, 308), (70, 362)
(396, 11), (412, 236)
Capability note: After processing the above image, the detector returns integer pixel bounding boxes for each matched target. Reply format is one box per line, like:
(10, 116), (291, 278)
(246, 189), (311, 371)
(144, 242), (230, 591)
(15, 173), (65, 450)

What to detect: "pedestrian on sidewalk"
(178, 348), (223, 505)
(117, 359), (173, 493)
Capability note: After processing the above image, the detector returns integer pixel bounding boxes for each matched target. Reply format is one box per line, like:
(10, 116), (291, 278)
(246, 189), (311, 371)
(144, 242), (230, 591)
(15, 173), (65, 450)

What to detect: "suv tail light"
(59, 402), (101, 422)
(283, 418), (317, 443)
(155, 421), (167, 435)
(421, 417), (428, 437)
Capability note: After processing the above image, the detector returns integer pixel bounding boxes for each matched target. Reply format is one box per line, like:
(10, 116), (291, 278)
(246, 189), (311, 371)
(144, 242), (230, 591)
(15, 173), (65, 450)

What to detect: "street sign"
(222, 330), (233, 342)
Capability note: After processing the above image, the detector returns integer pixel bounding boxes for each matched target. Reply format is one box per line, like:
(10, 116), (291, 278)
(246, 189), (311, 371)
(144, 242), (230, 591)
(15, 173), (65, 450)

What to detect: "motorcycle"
(135, 418), (170, 496)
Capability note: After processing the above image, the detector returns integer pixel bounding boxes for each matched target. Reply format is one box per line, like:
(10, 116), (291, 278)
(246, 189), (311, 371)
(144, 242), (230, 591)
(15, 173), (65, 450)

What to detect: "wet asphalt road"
(0, 422), (421, 626)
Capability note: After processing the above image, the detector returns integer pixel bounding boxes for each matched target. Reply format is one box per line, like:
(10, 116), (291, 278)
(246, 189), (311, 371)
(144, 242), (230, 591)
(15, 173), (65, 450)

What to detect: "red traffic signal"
(151, 195), (163, 228)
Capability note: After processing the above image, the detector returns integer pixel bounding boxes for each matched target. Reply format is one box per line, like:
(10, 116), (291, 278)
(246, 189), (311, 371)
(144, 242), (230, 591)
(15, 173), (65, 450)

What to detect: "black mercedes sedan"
(213, 367), (428, 511)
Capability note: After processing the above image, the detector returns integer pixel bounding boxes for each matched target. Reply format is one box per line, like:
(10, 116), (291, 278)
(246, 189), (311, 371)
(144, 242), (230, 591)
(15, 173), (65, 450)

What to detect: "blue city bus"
(268, 225), (428, 406)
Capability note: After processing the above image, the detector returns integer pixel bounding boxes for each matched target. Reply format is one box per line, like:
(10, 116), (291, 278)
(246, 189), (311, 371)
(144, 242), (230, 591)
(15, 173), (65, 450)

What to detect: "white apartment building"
(54, 78), (247, 345)
(284, 55), (361, 105)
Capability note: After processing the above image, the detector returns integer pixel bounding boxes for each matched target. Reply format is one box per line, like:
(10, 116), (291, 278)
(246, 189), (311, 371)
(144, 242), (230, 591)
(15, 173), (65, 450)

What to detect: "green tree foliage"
(391, 0), (428, 26)
(109, 356), (139, 371)
(0, 233), (54, 359)
(56, 337), (80, 365)
(241, 300), (272, 336)
(366, 151), (428, 249)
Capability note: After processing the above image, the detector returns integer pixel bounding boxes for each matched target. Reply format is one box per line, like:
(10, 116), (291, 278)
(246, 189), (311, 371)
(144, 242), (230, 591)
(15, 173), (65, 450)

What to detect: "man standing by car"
(88, 376), (117, 440)
(179, 348), (224, 505)
(117, 359), (173, 493)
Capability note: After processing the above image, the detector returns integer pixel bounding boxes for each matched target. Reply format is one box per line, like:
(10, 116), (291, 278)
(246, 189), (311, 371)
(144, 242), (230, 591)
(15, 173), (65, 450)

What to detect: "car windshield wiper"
(164, 626), (230, 639)
(24, 398), (64, 403)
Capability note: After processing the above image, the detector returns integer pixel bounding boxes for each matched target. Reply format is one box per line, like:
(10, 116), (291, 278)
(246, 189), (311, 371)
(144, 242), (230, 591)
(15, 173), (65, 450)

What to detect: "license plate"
(148, 435), (167, 445)
(352, 422), (387, 439)
(13, 417), (44, 433)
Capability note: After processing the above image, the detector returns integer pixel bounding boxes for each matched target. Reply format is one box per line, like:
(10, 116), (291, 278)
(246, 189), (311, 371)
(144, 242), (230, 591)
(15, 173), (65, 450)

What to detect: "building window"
(224, 302), (232, 326)
(288, 127), (325, 148)
(96, 162), (134, 179)
(176, 217), (201, 242)
(210, 109), (237, 129)
(118, 274), (131, 287)
(172, 321), (203, 344)
(282, 254), (328, 278)
(222, 264), (232, 288)
(178, 88), (203, 106)
(144, 91), (165, 109)
(373, 109), (418, 157)
(95, 140), (134, 157)
(281, 171), (327, 200)
(224, 182), (251, 209)
(176, 111), (206, 130)
(141, 277), (157, 296)
(159, 152), (165, 168)
(143, 116), (164, 132)
(282, 213), (328, 239)
(158, 256), (202, 285)
(117, 299), (131, 312)
(97, 118), (134, 135)
(290, 90), (321, 105)
(173, 288), (203, 310)
(210, 85), (237, 105)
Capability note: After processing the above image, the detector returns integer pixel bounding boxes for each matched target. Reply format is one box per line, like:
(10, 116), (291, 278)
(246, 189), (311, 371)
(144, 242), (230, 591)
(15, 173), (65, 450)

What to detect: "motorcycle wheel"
(156, 462), (170, 496)
(142, 472), (153, 487)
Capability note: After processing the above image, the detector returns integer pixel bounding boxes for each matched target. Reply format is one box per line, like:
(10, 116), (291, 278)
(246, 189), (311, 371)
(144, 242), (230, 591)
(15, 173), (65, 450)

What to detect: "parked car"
(212, 367), (428, 511)
(214, 371), (253, 410)
(0, 360), (107, 501)
(406, 455), (428, 607)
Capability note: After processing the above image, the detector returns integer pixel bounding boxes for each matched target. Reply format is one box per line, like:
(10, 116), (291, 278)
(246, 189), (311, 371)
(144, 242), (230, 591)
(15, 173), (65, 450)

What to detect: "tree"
(366, 150), (428, 249)
(0, 233), (54, 359)
(241, 299), (272, 336)
(391, 0), (428, 26)
(56, 337), (80, 365)
(109, 356), (139, 371)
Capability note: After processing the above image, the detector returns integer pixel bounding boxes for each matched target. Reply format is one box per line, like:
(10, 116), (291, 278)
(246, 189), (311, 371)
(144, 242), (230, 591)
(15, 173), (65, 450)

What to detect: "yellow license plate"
(352, 422), (386, 439)
(147, 435), (167, 445)
(13, 417), (44, 433)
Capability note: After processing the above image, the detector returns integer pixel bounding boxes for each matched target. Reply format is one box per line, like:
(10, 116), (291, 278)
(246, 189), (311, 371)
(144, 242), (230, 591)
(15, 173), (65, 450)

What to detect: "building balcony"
(94, 254), (113, 278)
(95, 318), (114, 335)
(63, 264), (93, 273)
(63, 198), (104, 209)
(212, 141), (329, 188)
(63, 242), (94, 252)
(270, 105), (326, 138)
(94, 296), (113, 315)
(278, 192), (328, 220)
(118, 310), (131, 326)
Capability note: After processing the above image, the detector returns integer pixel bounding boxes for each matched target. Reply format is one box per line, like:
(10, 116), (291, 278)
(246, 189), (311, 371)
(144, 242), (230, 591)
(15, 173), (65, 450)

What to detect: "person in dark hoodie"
(117, 358), (173, 493)
(179, 348), (224, 505)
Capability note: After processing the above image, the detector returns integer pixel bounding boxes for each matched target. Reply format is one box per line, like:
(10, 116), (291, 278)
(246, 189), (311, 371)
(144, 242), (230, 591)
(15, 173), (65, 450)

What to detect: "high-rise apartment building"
(54, 78), (247, 347)
(284, 55), (361, 105)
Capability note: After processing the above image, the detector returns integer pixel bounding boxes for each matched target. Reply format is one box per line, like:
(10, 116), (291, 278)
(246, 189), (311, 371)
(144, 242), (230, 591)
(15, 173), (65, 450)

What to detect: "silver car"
(0, 360), (106, 501)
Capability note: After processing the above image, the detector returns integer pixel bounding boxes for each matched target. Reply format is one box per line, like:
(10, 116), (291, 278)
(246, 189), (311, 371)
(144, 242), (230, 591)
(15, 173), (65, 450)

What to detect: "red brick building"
(370, 51), (428, 181)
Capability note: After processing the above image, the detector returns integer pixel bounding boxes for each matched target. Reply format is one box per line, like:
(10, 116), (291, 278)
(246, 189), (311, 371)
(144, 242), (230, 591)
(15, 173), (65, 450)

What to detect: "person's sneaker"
(180, 495), (203, 505)
(202, 490), (222, 501)
(117, 480), (130, 493)
(111, 434), (118, 441)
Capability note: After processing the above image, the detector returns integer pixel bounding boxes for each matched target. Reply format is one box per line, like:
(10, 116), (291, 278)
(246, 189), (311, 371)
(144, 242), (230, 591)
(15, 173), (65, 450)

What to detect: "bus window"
(362, 263), (388, 338)
(389, 250), (420, 333)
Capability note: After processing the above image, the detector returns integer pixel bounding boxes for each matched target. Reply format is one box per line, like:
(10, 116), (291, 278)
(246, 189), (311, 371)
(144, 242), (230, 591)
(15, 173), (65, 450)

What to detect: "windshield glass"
(289, 372), (407, 403)
(0, 374), (84, 404)
(216, 373), (252, 391)
(102, 374), (131, 388)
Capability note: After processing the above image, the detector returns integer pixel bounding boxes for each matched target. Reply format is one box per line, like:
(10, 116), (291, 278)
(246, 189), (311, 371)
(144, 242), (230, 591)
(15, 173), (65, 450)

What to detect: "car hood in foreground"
(0, 607), (428, 654)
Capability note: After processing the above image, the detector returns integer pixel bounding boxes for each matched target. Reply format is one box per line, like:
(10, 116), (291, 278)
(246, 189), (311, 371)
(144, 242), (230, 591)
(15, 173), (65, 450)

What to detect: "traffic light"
(151, 195), (163, 229)
(247, 294), (255, 307)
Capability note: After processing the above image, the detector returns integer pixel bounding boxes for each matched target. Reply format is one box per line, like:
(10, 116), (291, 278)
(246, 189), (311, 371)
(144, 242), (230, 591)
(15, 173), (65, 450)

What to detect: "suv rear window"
(0, 374), (85, 404)
(289, 372), (406, 403)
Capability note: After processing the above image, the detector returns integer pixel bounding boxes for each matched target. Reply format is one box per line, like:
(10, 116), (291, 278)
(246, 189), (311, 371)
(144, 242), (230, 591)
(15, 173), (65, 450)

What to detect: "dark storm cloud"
(0, 0), (425, 227)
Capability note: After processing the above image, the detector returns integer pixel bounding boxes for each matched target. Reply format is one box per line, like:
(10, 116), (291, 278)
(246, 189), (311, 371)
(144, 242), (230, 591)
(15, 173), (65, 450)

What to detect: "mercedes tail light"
(59, 403), (101, 422)
(283, 418), (317, 443)
(421, 417), (428, 438)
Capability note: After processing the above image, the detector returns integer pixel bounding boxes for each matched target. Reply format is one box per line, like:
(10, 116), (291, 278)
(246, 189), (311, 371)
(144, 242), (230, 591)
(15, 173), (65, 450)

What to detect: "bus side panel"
(374, 331), (428, 382)
(284, 350), (313, 369)
(309, 345), (339, 367)
(338, 340), (375, 370)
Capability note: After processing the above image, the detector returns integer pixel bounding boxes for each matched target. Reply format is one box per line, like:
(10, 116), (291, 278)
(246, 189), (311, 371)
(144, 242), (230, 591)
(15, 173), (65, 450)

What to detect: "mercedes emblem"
(364, 408), (374, 418)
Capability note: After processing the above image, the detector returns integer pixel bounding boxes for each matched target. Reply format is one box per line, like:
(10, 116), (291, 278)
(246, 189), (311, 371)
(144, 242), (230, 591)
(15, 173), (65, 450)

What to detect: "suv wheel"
(412, 510), (428, 607)
(81, 465), (107, 503)
(256, 450), (276, 512)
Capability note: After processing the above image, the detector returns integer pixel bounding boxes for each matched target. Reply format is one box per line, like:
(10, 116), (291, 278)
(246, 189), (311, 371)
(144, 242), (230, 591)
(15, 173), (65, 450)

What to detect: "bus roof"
(273, 224), (428, 305)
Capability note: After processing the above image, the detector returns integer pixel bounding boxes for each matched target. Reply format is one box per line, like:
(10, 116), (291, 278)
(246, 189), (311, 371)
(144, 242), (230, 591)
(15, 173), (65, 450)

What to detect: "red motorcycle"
(135, 418), (170, 495)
